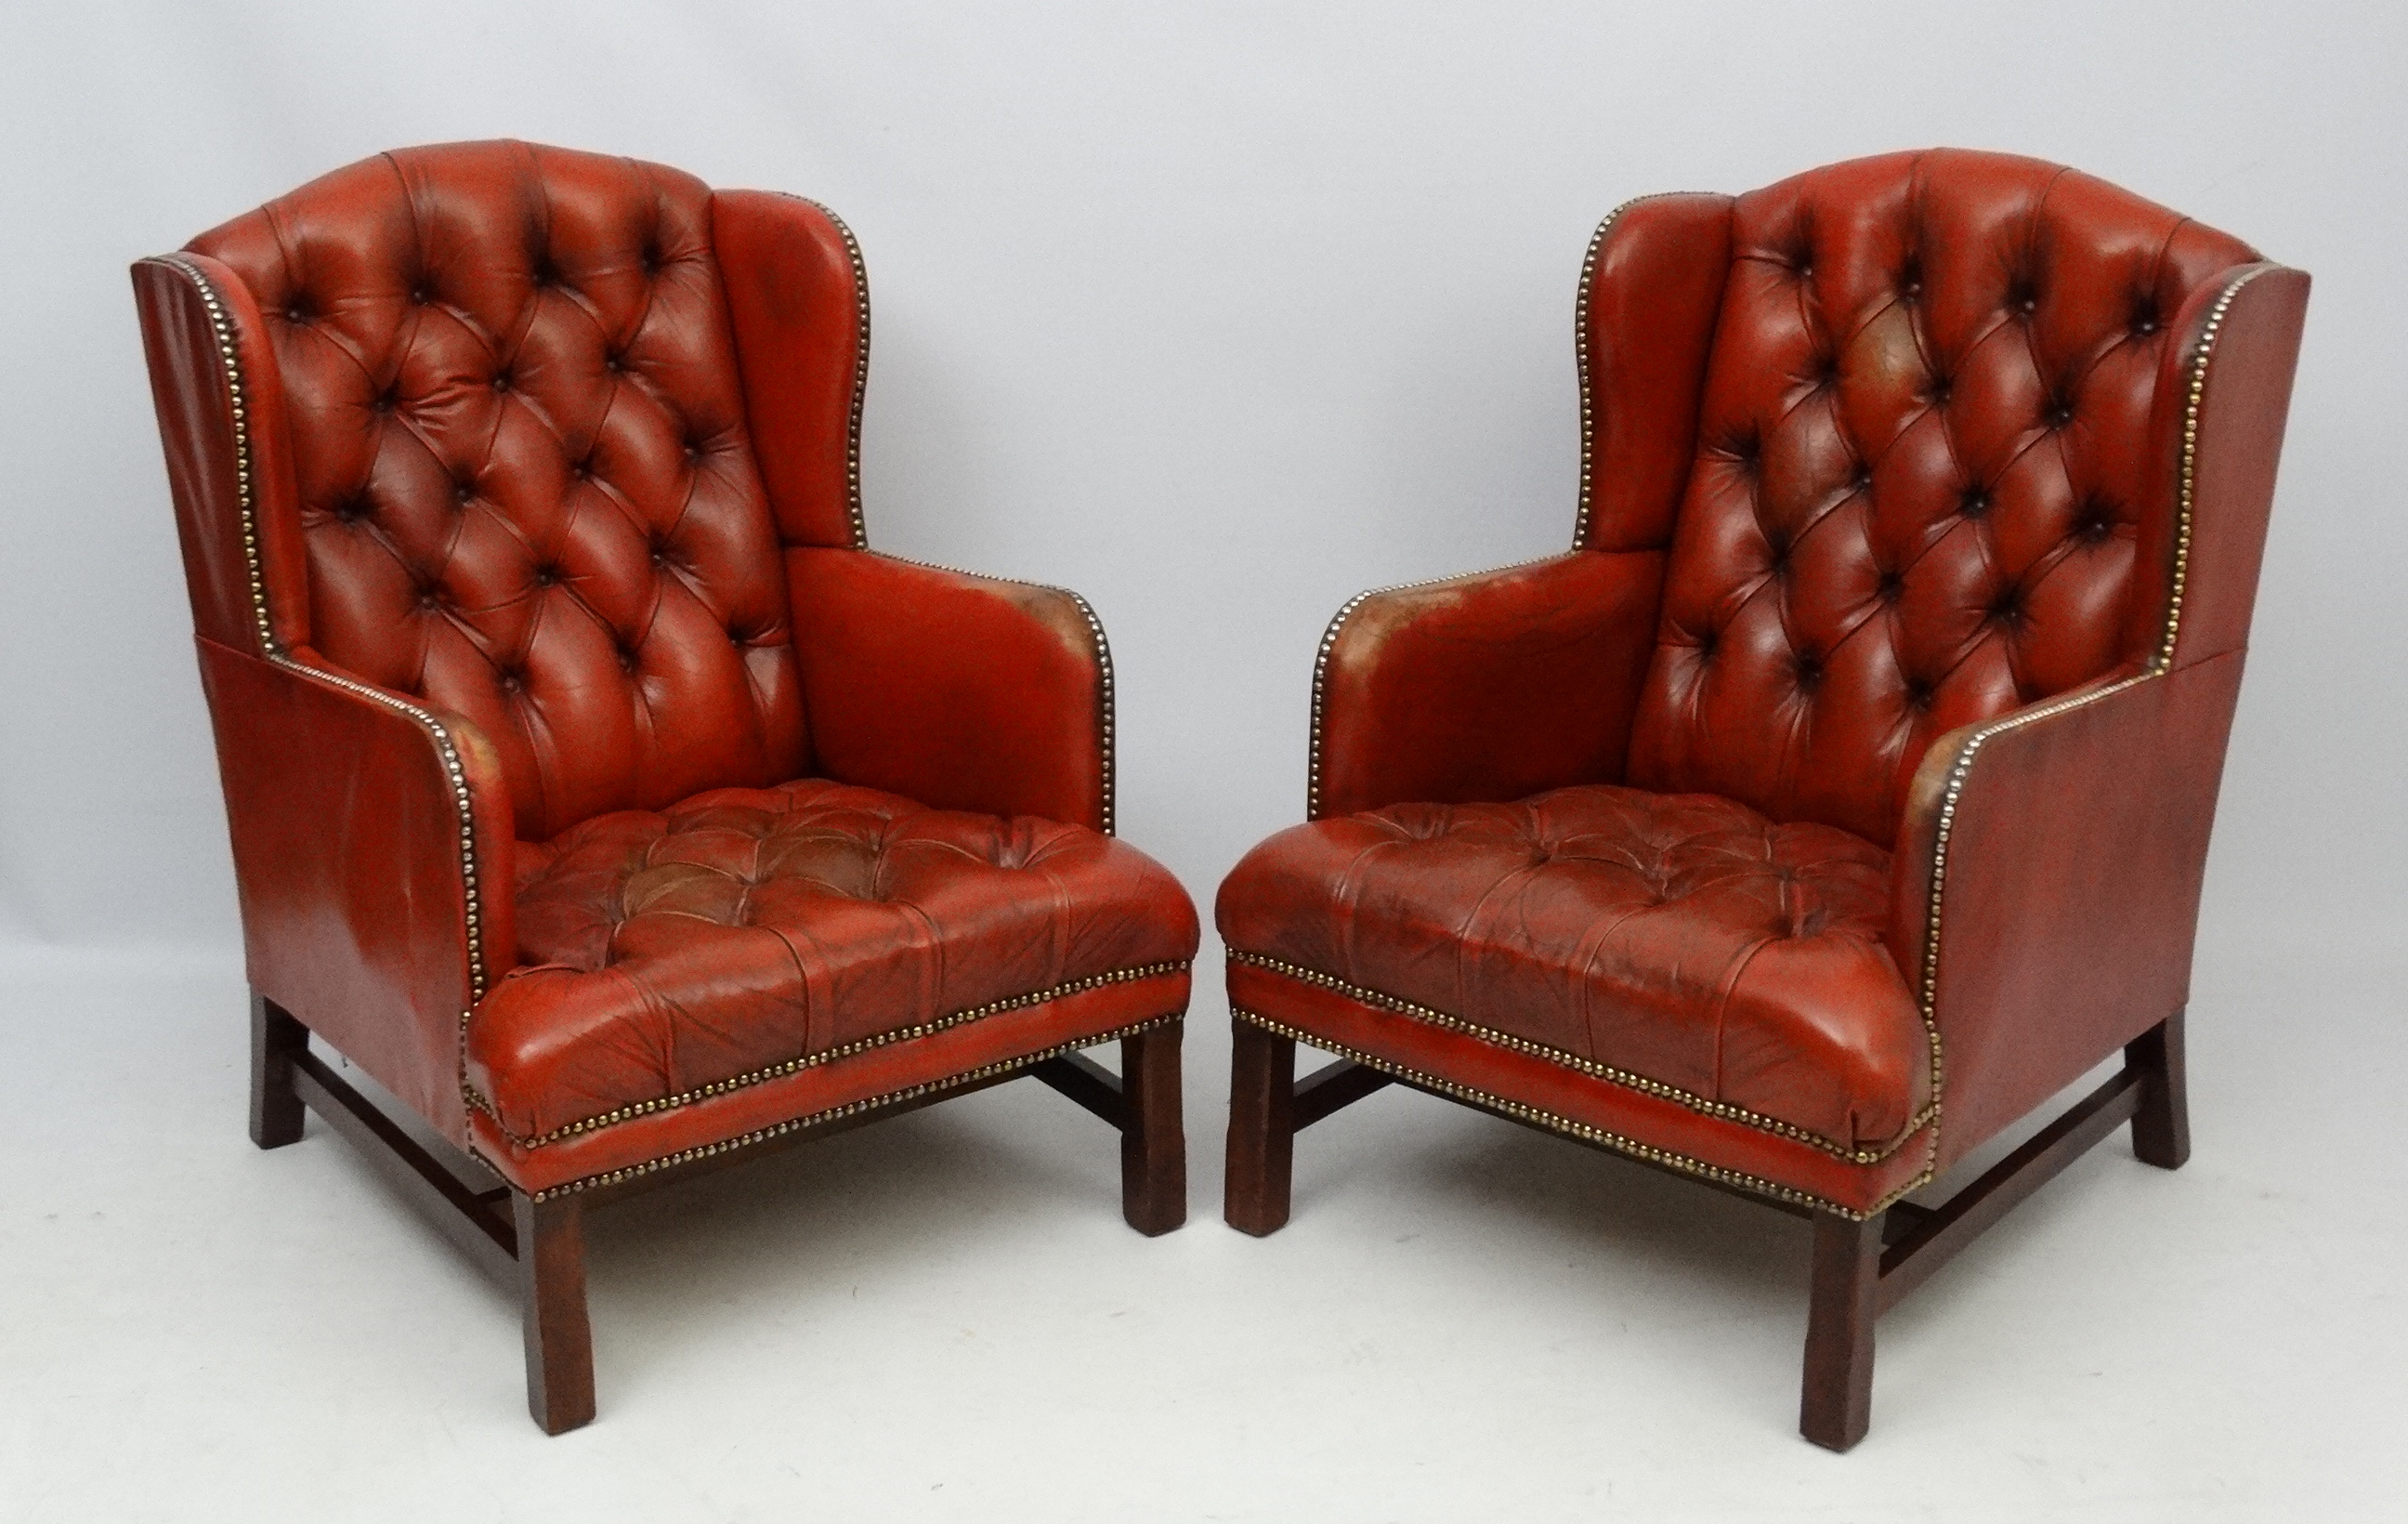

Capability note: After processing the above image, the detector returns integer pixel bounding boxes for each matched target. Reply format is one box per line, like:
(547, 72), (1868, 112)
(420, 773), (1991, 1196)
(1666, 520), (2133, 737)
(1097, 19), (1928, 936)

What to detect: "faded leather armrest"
(1309, 551), (1667, 820)
(787, 547), (1113, 833)
(1886, 652), (2245, 1173)
(194, 636), (517, 1142)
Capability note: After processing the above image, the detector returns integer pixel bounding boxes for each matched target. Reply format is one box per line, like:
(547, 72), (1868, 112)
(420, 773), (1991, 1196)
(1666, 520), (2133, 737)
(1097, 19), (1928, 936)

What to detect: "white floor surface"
(4, 911), (2401, 1522)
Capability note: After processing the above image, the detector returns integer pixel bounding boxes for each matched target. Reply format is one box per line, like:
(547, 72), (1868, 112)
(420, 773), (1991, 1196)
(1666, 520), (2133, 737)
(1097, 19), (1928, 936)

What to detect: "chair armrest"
(1887, 651), (2245, 1171)
(787, 548), (1113, 833)
(1309, 551), (1666, 820)
(195, 637), (517, 1142)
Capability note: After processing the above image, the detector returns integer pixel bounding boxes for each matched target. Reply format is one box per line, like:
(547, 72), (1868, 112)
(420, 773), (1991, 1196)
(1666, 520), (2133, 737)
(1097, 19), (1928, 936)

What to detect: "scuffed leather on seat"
(473, 779), (1196, 1143)
(1221, 785), (1924, 1151)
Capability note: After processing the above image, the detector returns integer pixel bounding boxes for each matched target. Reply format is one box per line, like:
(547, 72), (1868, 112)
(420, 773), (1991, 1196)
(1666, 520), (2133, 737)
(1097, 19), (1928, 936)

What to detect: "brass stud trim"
(868, 551), (1119, 836)
(527, 1013), (1181, 1201)
(790, 197), (872, 551)
(1304, 557), (1559, 821)
(467, 958), (1190, 1148)
(2153, 268), (2263, 674)
(1233, 1007), (1921, 1221)
(1227, 950), (1931, 1163)
(152, 256), (494, 1022)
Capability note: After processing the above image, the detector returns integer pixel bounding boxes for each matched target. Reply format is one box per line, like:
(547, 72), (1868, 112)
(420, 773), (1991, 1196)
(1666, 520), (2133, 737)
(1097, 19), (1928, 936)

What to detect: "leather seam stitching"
(1232, 1007), (1921, 1221)
(525, 1012), (1181, 1200)
(466, 958), (1191, 1149)
(1227, 950), (1931, 1163)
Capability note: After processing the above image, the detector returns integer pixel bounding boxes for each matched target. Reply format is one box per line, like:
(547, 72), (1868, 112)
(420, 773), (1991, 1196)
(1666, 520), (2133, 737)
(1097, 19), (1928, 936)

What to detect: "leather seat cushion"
(467, 778), (1198, 1143)
(1217, 783), (1929, 1151)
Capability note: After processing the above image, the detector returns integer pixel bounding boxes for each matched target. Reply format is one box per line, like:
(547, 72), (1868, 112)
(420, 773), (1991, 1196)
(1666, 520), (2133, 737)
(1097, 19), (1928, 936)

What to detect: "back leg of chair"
(1120, 1021), (1189, 1235)
(514, 1191), (595, 1435)
(1224, 1019), (1297, 1236)
(2127, 1007), (2191, 1170)
(249, 992), (308, 1150)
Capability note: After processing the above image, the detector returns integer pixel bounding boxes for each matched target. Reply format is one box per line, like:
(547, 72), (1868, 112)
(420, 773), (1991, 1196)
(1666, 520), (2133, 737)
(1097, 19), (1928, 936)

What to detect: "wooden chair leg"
(514, 1191), (595, 1435)
(249, 992), (307, 1150)
(1224, 1019), (1296, 1237)
(2127, 1007), (2191, 1170)
(1120, 1021), (1188, 1236)
(1800, 1211), (1882, 1452)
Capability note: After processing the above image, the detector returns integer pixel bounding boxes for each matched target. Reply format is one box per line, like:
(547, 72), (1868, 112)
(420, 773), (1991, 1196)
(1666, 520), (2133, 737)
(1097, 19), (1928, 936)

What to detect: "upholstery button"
(535, 568), (557, 587)
(501, 674), (522, 693)
(410, 286), (430, 305)
(419, 591), (440, 611)
(1929, 379), (1953, 405)
(2045, 402), (2074, 428)
(1959, 486), (1990, 518)
(454, 482), (474, 506)
(372, 391), (396, 414)
(1852, 466), (1873, 491)
(284, 304), (308, 323)
(1696, 629), (1720, 660)
(492, 374), (511, 392)
(604, 355), (622, 373)
(1794, 651), (1824, 689)
(1876, 571), (1904, 602)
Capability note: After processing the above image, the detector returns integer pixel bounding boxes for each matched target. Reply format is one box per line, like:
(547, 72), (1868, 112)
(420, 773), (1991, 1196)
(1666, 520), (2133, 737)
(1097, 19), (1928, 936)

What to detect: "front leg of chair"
(2127, 1008), (2191, 1170)
(1224, 1019), (1297, 1236)
(514, 1191), (595, 1435)
(1120, 1021), (1188, 1235)
(248, 993), (308, 1150)
(1800, 1211), (1882, 1452)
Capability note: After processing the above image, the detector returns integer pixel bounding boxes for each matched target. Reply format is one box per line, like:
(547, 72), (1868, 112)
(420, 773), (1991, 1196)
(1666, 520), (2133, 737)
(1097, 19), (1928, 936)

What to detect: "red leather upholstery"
(1222, 785), (1927, 1151)
(137, 140), (1197, 1199)
(1621, 151), (2255, 847)
(1222, 150), (2306, 1216)
(476, 779), (1192, 1146)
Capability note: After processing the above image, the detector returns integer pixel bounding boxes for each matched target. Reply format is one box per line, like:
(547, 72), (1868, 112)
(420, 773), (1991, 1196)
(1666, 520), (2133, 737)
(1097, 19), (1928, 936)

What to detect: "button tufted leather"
(1622, 150), (2256, 846)
(136, 140), (1169, 1195)
(186, 141), (807, 841)
(1224, 149), (2306, 1224)
(1221, 784), (1926, 1150)
(471, 778), (1196, 1146)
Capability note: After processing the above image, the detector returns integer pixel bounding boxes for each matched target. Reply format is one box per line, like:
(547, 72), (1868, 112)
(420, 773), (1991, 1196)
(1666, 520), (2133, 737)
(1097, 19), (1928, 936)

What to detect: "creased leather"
(475, 778), (1195, 1143)
(1222, 784), (1925, 1150)
(139, 140), (1192, 1181)
(1218, 149), (2305, 1208)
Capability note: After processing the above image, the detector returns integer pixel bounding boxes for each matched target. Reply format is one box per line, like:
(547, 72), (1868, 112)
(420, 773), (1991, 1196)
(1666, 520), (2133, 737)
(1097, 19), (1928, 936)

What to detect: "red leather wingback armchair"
(1217, 150), (2306, 1449)
(134, 140), (1198, 1433)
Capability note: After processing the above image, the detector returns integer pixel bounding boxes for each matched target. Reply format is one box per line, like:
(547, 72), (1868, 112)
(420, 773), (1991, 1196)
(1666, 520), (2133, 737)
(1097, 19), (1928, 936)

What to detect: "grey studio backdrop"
(2, 3), (2401, 1519)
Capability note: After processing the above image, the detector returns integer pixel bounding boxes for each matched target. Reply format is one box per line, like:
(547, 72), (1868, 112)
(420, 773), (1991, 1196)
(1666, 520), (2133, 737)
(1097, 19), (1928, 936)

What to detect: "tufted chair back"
(174, 140), (864, 841)
(1616, 150), (2259, 846)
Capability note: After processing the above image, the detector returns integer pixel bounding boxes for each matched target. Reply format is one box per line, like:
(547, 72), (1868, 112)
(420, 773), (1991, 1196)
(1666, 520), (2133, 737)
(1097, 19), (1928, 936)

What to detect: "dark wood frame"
(251, 993), (1186, 1434)
(1224, 1007), (2189, 1452)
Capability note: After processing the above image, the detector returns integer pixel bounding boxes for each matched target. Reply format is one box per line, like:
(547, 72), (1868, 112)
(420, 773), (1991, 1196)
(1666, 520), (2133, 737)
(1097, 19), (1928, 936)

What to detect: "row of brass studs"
(1227, 950), (1932, 1163)
(1570, 195), (1642, 552)
(1909, 264), (2262, 1183)
(2155, 269), (2263, 674)
(1302, 557), (1559, 821)
(155, 256), (493, 1016)
(1232, 1007), (1922, 1221)
(792, 196), (873, 551)
(467, 958), (1191, 1148)
(866, 550), (1120, 836)
(527, 1013), (1181, 1201)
